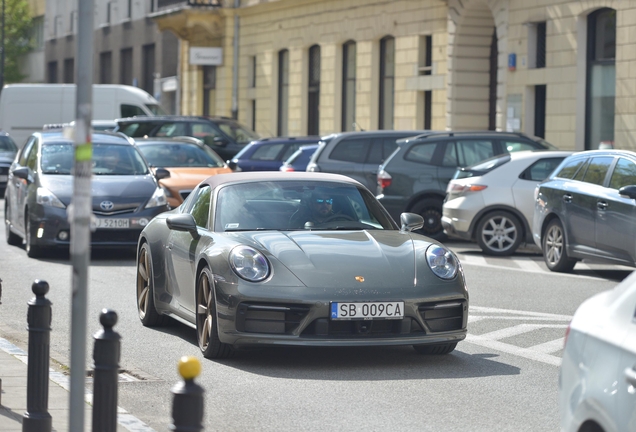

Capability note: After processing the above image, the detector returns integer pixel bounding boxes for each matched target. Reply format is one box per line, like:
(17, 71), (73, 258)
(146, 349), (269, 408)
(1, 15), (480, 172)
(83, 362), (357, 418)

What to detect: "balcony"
(157, 0), (222, 9)
(150, 0), (225, 44)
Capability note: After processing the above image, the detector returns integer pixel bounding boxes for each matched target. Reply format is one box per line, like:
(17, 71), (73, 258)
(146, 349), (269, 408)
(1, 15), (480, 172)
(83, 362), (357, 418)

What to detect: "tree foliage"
(1, 0), (32, 84)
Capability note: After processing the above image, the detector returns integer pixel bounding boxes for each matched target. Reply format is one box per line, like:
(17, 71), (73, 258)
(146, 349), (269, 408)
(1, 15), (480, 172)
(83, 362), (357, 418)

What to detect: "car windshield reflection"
(40, 142), (149, 175)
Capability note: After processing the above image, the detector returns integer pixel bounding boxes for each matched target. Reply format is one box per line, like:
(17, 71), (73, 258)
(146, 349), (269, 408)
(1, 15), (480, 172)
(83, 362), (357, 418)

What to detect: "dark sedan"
(4, 131), (169, 257)
(136, 172), (468, 359)
(228, 136), (320, 172)
(533, 149), (636, 272)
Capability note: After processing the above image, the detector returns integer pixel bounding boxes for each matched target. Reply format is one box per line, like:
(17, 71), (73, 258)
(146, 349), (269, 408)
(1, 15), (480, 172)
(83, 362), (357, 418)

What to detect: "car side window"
(280, 143), (303, 161)
(192, 123), (222, 139)
(251, 144), (284, 160)
(455, 140), (495, 167)
(329, 138), (367, 162)
(26, 140), (39, 170)
(120, 104), (147, 118)
(405, 142), (437, 165)
(581, 157), (614, 186)
(19, 137), (36, 166)
(519, 157), (566, 181)
(156, 122), (188, 137)
(555, 158), (587, 179)
(609, 158), (636, 190)
(572, 159), (590, 181)
(367, 138), (399, 165)
(188, 185), (211, 229)
(502, 140), (538, 152)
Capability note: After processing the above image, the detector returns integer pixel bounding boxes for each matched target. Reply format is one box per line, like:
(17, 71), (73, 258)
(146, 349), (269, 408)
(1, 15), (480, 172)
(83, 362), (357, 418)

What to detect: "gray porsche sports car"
(136, 172), (468, 359)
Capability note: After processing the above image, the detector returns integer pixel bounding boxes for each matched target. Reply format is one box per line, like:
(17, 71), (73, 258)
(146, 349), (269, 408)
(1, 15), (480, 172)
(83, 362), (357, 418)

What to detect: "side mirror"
(400, 212), (424, 233)
(155, 167), (171, 180)
(203, 136), (228, 147)
(166, 214), (200, 239)
(619, 185), (636, 200)
(227, 160), (238, 171)
(12, 166), (30, 182)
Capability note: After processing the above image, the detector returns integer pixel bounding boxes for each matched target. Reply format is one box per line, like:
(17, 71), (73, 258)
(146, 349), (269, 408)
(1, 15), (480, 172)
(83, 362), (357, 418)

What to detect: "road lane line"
(475, 324), (542, 341)
(465, 334), (562, 366)
(471, 306), (572, 320)
(529, 337), (566, 354)
(514, 258), (546, 273)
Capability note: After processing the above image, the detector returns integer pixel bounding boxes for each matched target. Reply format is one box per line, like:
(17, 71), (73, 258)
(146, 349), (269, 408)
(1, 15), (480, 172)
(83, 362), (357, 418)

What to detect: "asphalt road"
(0, 198), (631, 432)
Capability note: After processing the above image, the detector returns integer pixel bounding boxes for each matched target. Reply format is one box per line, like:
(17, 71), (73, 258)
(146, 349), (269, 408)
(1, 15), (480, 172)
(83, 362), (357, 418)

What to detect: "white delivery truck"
(0, 84), (163, 147)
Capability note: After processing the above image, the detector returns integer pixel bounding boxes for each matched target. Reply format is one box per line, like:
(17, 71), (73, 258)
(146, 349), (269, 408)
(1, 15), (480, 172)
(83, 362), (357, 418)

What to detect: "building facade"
(19, 0), (46, 83)
(41, 0), (636, 151)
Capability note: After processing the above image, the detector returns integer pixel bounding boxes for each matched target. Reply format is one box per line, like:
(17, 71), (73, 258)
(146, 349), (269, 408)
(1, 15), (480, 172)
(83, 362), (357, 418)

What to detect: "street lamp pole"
(1, 0), (5, 91)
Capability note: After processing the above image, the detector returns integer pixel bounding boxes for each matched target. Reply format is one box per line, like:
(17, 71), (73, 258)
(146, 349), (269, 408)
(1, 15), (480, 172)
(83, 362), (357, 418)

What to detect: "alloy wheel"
(480, 215), (518, 253)
(137, 246), (151, 320)
(197, 270), (215, 351)
(544, 224), (564, 266)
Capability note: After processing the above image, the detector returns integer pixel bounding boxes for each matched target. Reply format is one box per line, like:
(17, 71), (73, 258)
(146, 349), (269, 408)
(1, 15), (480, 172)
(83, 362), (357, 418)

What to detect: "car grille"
(300, 317), (422, 338)
(418, 300), (466, 332)
(92, 203), (141, 216)
(236, 303), (310, 334)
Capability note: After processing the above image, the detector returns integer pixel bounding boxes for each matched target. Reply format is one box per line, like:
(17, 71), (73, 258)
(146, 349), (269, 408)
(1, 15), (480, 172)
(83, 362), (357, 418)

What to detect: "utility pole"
(68, 0), (94, 430)
(1, 0), (5, 91)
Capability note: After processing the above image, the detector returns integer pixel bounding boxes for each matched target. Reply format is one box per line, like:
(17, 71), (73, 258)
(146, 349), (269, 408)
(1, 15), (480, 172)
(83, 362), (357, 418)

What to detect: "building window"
(69, 11), (77, 34)
(203, 66), (216, 116)
(127, 0), (132, 19)
(142, 44), (155, 94)
(424, 91), (432, 130)
(47, 61), (58, 83)
(536, 22), (546, 68)
(120, 48), (133, 85)
(31, 16), (44, 50)
(63, 58), (74, 83)
(534, 85), (546, 138)
(100, 52), (112, 84)
(586, 8), (616, 150)
(379, 36), (395, 130)
(418, 35), (432, 75)
(106, 2), (112, 25)
(249, 56), (256, 88)
(342, 40), (356, 132)
(251, 100), (256, 131)
(277, 49), (289, 136)
(308, 45), (320, 136)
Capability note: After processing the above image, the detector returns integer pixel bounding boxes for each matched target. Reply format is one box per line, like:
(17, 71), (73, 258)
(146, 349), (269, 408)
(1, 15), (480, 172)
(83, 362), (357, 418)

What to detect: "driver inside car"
(289, 190), (340, 229)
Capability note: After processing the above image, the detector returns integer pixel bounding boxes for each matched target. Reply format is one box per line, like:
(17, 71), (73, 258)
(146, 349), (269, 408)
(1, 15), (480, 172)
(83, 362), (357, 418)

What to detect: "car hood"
(156, 167), (232, 189)
(236, 230), (419, 289)
(41, 174), (157, 206)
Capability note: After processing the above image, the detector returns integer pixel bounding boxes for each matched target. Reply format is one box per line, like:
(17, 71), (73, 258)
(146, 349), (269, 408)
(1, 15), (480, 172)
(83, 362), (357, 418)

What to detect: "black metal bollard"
(92, 309), (122, 432)
(170, 356), (205, 432)
(22, 280), (52, 432)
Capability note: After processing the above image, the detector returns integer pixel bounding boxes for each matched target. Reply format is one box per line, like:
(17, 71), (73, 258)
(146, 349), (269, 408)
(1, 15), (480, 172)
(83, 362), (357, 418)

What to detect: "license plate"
(0, 175), (7, 182)
(330, 301), (404, 320)
(94, 218), (129, 229)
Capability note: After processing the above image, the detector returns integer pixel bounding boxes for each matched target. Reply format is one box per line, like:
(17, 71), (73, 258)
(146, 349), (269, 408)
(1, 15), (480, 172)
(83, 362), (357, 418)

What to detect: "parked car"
(228, 136), (319, 171)
(0, 131), (18, 195)
(306, 130), (427, 190)
(377, 131), (558, 240)
(560, 270), (636, 432)
(114, 115), (260, 161)
(280, 144), (319, 172)
(533, 149), (636, 272)
(442, 150), (573, 255)
(4, 131), (169, 257)
(135, 172), (468, 359)
(134, 137), (232, 209)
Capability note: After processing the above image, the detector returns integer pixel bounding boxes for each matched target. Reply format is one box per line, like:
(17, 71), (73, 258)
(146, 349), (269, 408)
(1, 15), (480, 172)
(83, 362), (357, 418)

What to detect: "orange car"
(135, 137), (232, 208)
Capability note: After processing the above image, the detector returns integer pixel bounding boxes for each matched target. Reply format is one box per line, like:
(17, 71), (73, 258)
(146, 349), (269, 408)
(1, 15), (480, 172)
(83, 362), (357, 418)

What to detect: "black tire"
(196, 267), (233, 359)
(476, 211), (523, 256)
(411, 198), (446, 241)
(24, 212), (45, 258)
(4, 200), (21, 246)
(413, 342), (457, 355)
(136, 242), (169, 327)
(542, 218), (576, 273)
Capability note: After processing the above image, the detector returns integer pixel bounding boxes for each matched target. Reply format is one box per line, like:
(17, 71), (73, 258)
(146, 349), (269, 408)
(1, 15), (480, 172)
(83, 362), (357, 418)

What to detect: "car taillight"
(377, 169), (392, 190)
(448, 182), (487, 195)
(280, 165), (294, 172)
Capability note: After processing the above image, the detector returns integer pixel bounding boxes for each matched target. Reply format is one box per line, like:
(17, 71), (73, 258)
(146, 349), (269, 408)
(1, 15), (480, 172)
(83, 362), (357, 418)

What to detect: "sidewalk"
(0, 337), (150, 432)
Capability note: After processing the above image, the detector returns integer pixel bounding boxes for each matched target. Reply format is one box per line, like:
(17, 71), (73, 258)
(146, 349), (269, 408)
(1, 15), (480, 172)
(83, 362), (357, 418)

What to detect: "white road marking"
(529, 338), (566, 354)
(513, 258), (546, 273)
(471, 306), (572, 320)
(465, 333), (562, 367)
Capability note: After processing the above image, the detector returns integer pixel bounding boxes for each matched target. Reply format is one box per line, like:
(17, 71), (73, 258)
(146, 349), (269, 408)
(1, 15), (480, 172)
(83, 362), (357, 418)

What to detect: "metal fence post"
(170, 356), (205, 432)
(92, 309), (121, 432)
(22, 280), (52, 432)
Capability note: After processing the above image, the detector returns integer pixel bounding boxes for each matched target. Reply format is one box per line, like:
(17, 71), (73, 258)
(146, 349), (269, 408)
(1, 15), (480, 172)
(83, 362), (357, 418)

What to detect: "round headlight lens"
(425, 244), (459, 280)
(229, 246), (270, 282)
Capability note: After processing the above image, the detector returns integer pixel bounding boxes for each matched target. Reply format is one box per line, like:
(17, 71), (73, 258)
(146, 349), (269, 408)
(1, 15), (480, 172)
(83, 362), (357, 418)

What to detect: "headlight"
(425, 244), (459, 280)
(145, 187), (167, 208)
(36, 187), (66, 208)
(229, 246), (270, 282)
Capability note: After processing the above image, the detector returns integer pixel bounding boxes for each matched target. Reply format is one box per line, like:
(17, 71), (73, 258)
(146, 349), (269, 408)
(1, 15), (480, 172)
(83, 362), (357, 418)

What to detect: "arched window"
(379, 36), (395, 130)
(278, 49), (289, 136)
(342, 40), (356, 131)
(586, 8), (616, 149)
(308, 45), (321, 135)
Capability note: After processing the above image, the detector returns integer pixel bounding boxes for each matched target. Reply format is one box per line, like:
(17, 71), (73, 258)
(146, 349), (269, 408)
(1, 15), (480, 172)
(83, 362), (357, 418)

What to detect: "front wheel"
(5, 200), (21, 246)
(542, 219), (576, 273)
(136, 242), (168, 327)
(196, 267), (233, 359)
(24, 213), (45, 258)
(411, 198), (446, 241)
(413, 342), (457, 355)
(476, 211), (523, 256)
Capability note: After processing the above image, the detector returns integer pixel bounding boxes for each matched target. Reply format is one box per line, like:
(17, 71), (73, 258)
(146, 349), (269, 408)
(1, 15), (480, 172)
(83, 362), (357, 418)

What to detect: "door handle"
(562, 194), (572, 203)
(597, 201), (608, 210)
(625, 366), (636, 388)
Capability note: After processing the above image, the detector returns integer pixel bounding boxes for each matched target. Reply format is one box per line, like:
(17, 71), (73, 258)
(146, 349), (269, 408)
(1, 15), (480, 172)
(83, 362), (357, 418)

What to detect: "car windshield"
(0, 135), (17, 152)
(215, 121), (260, 144)
(214, 180), (397, 232)
(40, 142), (149, 175)
(139, 142), (225, 168)
(454, 154), (511, 179)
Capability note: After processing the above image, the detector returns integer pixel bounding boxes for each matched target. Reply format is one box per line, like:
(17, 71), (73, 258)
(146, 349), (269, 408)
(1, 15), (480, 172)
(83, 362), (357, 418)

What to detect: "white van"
(0, 84), (163, 147)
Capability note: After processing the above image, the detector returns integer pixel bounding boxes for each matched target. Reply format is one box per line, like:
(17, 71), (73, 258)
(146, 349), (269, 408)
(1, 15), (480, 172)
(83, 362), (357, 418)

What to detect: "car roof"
(564, 149), (636, 159)
(115, 115), (240, 123)
(200, 171), (364, 190)
(321, 130), (427, 140)
(250, 136), (320, 145)
(38, 130), (135, 145)
(397, 130), (547, 144)
(132, 136), (205, 147)
(507, 150), (575, 160)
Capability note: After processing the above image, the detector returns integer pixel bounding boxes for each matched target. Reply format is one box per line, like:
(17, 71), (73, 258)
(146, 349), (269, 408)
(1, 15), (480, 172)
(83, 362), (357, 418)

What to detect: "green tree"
(1, 0), (32, 84)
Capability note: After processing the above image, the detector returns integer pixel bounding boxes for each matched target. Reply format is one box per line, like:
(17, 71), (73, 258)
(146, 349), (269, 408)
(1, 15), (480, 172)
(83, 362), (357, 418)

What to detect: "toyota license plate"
(95, 218), (129, 229)
(330, 301), (404, 320)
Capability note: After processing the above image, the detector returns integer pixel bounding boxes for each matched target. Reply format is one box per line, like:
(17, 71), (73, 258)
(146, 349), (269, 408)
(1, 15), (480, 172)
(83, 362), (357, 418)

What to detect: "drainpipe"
(231, 0), (240, 119)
